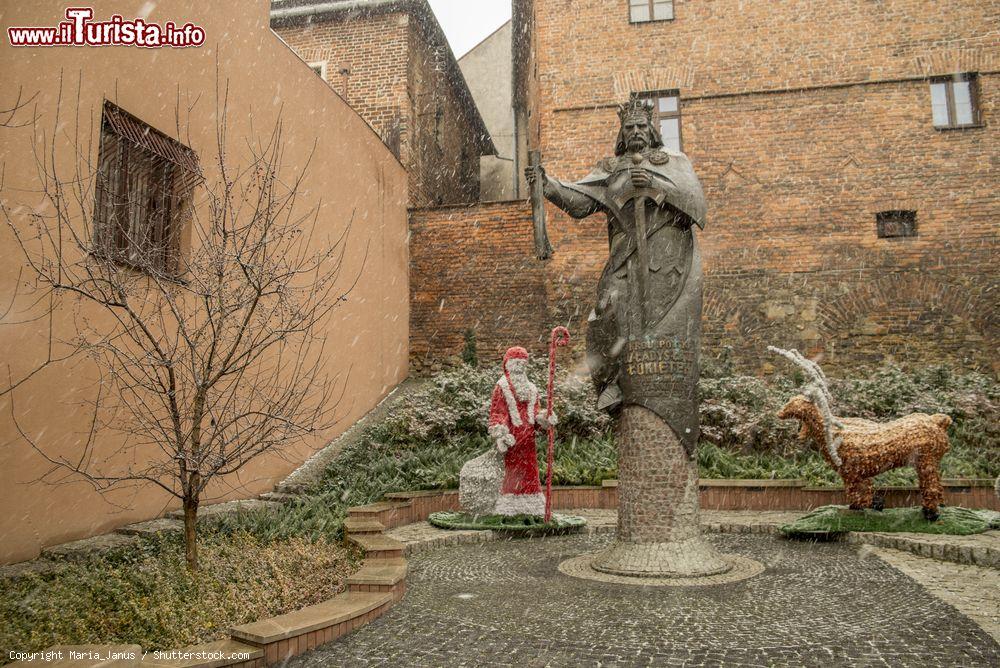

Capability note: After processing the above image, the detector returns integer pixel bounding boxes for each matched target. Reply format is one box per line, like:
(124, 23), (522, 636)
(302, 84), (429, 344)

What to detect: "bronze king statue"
(526, 97), (731, 577)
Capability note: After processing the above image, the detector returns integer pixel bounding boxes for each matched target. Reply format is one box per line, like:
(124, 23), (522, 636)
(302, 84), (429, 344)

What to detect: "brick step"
(347, 558), (407, 587)
(703, 517), (999, 568)
(845, 531), (1000, 568)
(347, 500), (411, 516)
(343, 518), (386, 536)
(346, 500), (414, 528)
(347, 558), (407, 600)
(348, 533), (405, 559)
(231, 591), (392, 665)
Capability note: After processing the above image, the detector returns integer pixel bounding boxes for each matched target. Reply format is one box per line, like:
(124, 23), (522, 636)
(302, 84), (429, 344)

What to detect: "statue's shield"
(646, 225), (692, 329)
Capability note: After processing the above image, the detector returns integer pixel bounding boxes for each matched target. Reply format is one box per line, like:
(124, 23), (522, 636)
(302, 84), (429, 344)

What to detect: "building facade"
(271, 0), (495, 207)
(411, 0), (998, 373)
(0, 0), (410, 564)
(459, 21), (519, 202)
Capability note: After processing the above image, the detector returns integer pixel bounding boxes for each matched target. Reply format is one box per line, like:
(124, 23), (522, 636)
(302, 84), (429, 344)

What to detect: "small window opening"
(308, 61), (327, 79)
(876, 210), (917, 239)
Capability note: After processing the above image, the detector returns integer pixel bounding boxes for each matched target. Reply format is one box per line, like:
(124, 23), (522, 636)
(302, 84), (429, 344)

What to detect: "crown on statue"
(617, 96), (654, 125)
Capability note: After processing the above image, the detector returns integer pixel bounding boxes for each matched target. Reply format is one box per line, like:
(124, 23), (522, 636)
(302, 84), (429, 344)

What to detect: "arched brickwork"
(818, 273), (997, 371)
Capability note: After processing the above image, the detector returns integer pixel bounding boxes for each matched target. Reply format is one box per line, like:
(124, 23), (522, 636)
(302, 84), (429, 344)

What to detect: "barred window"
(639, 91), (682, 152)
(630, 0), (674, 23)
(93, 101), (200, 275)
(876, 210), (917, 239)
(930, 74), (980, 129)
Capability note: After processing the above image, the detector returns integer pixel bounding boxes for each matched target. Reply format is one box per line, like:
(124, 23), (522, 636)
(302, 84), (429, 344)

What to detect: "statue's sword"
(529, 150), (553, 261)
(614, 154), (662, 328)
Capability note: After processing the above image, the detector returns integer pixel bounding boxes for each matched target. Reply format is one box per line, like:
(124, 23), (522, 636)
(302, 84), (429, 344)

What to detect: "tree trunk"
(185, 400), (205, 573)
(182, 491), (199, 573)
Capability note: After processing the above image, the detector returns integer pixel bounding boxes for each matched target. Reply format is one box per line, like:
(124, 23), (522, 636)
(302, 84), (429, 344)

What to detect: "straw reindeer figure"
(769, 347), (952, 520)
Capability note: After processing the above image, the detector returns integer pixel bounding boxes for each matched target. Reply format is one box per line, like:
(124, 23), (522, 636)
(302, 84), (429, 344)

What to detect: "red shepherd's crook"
(545, 326), (571, 522)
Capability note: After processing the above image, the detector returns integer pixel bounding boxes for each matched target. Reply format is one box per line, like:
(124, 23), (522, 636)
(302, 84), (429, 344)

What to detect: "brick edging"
(353, 487), (999, 570)
(390, 512), (999, 569)
(346, 480), (998, 531)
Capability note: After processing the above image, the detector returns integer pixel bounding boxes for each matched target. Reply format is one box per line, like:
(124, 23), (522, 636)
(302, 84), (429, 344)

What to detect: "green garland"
(781, 505), (1000, 537)
(428, 511), (587, 536)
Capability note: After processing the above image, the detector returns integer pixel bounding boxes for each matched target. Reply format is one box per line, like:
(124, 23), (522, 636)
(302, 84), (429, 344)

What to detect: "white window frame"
(638, 90), (683, 152)
(308, 61), (328, 80)
(629, 0), (674, 24)
(929, 73), (980, 129)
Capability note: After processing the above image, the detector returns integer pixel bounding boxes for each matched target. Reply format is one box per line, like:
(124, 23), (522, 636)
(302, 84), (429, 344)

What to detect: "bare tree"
(0, 85), (38, 129)
(1, 76), (360, 571)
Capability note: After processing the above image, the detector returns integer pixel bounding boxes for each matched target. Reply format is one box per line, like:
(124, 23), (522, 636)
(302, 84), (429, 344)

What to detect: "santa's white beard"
(509, 372), (533, 399)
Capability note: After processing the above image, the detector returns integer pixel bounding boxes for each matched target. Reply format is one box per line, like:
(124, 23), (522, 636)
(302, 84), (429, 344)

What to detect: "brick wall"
(274, 13), (409, 150)
(405, 12), (481, 206)
(541, 76), (998, 372)
(531, 0), (997, 105)
(408, 201), (549, 370)
(273, 8), (481, 206)
(412, 0), (997, 373)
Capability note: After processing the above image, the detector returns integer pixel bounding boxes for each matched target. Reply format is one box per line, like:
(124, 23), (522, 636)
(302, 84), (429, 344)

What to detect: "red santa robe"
(488, 362), (546, 516)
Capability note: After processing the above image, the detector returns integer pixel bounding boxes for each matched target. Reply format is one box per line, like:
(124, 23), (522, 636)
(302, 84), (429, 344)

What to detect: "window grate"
(876, 210), (917, 239)
(93, 101), (200, 275)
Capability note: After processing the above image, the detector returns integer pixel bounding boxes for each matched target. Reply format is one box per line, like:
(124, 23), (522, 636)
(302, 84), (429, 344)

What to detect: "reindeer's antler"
(768, 346), (844, 466)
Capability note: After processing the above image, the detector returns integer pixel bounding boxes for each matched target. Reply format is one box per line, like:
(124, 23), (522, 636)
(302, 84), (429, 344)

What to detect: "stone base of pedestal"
(592, 536), (732, 578)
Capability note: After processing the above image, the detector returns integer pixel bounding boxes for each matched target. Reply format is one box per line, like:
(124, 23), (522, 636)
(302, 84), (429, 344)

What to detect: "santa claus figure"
(488, 346), (558, 516)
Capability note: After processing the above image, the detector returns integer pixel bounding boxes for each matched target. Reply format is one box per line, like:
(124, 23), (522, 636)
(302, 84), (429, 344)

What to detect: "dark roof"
(270, 0), (496, 156)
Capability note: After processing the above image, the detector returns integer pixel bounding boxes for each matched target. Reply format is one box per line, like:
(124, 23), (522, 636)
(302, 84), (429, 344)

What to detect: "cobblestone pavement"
(386, 510), (803, 551)
(390, 509), (1000, 567)
(871, 546), (1000, 642)
(291, 533), (1000, 667)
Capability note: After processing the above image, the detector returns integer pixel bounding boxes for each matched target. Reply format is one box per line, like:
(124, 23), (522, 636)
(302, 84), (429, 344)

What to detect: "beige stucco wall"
(0, 0), (409, 564)
(459, 21), (516, 201)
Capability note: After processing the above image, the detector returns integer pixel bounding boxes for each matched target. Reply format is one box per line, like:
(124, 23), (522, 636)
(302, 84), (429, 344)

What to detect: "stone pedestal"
(592, 405), (730, 577)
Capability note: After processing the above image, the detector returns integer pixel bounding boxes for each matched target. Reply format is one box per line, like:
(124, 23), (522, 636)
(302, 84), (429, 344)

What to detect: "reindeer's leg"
(917, 449), (944, 521)
(846, 477), (874, 511)
(871, 492), (885, 512)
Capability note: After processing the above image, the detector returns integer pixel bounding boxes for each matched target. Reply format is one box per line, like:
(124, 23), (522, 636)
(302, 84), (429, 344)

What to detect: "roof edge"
(270, 0), (496, 156)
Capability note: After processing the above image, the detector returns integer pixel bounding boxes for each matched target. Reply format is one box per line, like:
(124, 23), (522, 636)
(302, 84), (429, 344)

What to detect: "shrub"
(219, 361), (998, 543)
(461, 329), (478, 367)
(0, 533), (359, 661)
(699, 374), (800, 456)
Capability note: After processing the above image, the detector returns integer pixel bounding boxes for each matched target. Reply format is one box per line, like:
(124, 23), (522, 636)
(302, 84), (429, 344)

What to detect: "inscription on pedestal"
(623, 338), (696, 397)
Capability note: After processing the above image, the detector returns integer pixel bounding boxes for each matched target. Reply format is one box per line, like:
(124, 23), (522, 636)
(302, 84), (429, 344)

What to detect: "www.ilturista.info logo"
(7, 7), (206, 48)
